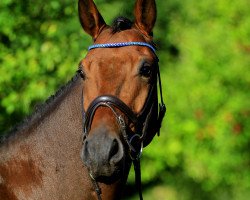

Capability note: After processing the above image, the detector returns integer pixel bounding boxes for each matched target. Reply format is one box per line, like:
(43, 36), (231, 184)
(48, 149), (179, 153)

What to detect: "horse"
(0, 0), (165, 199)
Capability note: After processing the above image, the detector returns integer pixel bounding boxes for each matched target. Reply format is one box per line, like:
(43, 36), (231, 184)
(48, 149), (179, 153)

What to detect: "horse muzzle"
(81, 124), (125, 182)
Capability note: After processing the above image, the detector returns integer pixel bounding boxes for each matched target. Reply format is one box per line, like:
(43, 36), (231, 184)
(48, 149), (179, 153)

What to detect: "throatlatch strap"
(156, 66), (166, 136)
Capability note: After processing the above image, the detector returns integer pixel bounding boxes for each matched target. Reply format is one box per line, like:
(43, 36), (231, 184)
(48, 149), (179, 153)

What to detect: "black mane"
(0, 73), (81, 144)
(111, 17), (133, 33)
(111, 16), (155, 38)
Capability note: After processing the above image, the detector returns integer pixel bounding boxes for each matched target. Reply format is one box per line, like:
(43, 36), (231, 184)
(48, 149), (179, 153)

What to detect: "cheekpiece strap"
(88, 42), (156, 54)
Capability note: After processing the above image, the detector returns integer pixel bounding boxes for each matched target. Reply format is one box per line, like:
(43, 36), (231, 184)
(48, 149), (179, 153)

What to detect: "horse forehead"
(85, 31), (151, 60)
(96, 28), (148, 43)
(83, 28), (153, 69)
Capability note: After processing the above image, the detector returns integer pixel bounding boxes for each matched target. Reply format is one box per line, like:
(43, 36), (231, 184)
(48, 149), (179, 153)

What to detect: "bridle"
(79, 42), (166, 200)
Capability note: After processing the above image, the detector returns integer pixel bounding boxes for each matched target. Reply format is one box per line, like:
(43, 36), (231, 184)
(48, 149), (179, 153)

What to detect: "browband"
(88, 42), (156, 54)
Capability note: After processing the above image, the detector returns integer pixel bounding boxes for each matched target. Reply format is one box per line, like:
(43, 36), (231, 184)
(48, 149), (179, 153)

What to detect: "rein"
(80, 42), (166, 200)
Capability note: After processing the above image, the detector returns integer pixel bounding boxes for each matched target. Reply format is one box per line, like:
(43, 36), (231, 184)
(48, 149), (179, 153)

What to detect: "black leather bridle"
(79, 42), (166, 200)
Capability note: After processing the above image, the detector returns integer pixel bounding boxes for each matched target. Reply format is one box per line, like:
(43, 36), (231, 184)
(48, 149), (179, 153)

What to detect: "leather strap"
(83, 95), (138, 136)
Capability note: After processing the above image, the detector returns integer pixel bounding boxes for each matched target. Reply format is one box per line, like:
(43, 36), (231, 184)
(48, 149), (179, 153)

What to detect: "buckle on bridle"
(117, 115), (126, 129)
(128, 134), (143, 160)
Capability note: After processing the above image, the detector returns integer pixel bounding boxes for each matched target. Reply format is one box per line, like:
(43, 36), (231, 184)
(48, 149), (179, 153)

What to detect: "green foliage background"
(0, 0), (249, 199)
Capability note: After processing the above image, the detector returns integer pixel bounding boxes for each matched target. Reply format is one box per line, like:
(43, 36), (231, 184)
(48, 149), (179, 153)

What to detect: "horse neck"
(0, 76), (94, 200)
(1, 75), (83, 151)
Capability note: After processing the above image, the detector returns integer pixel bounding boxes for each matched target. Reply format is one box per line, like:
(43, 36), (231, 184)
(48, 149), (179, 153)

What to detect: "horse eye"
(79, 70), (85, 79)
(77, 65), (86, 79)
(139, 64), (152, 78)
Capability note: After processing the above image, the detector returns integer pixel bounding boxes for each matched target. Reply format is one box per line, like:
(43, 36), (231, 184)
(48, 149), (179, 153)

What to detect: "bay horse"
(0, 0), (165, 199)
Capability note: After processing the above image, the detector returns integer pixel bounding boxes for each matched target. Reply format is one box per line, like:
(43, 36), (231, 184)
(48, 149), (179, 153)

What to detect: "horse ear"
(78, 0), (106, 39)
(134, 0), (157, 36)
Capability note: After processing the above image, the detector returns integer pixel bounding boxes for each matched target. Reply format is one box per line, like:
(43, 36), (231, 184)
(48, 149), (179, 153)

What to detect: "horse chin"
(89, 163), (120, 183)
(89, 154), (132, 185)
(94, 171), (122, 184)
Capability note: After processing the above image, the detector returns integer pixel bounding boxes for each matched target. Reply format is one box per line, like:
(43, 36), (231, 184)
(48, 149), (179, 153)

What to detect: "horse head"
(78, 0), (165, 198)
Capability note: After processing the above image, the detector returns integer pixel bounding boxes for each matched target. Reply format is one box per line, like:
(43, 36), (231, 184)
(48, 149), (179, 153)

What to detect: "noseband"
(80, 42), (166, 200)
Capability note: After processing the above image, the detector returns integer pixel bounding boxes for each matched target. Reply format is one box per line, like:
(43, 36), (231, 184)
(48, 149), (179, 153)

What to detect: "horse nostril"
(109, 139), (119, 161)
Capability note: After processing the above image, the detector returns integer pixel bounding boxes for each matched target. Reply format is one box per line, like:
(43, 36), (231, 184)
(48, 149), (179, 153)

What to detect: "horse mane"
(111, 17), (133, 33)
(111, 16), (156, 48)
(0, 73), (81, 144)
